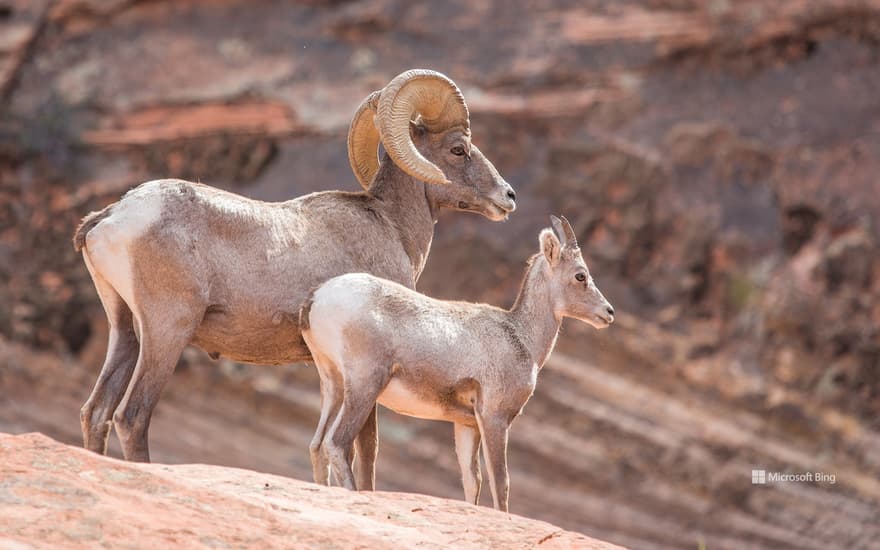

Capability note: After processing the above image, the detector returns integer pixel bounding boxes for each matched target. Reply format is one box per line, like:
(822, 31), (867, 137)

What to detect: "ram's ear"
(540, 228), (562, 266)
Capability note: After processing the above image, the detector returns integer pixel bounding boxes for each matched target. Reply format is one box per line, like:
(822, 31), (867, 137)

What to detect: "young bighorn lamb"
(300, 216), (614, 511)
(73, 69), (516, 463)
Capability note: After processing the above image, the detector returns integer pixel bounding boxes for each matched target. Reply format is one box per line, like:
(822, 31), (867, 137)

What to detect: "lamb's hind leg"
(113, 301), (203, 462)
(325, 372), (387, 491)
(354, 404), (378, 490)
(80, 269), (139, 455)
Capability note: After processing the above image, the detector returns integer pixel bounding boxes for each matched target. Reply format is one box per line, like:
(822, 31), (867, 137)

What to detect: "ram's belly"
(378, 379), (450, 421)
(192, 310), (309, 365)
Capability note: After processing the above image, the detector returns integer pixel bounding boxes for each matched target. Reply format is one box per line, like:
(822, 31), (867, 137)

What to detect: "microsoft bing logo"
(752, 470), (766, 484)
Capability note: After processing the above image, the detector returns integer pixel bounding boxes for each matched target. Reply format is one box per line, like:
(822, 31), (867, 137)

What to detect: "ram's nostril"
(507, 189), (516, 201)
(606, 306), (615, 317)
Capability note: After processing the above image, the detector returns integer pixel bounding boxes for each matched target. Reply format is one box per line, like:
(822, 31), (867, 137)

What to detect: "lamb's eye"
(451, 145), (466, 156)
(575, 273), (586, 282)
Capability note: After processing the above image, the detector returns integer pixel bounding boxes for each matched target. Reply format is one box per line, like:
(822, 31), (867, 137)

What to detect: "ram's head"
(348, 69), (516, 221)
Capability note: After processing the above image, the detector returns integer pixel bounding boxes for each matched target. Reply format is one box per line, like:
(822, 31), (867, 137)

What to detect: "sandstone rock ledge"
(0, 433), (622, 549)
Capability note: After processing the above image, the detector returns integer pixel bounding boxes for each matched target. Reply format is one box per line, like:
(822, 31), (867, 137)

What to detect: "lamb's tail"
(299, 286), (319, 332)
(72, 205), (113, 252)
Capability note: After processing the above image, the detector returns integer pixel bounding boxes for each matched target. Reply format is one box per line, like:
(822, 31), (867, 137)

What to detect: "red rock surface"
(0, 432), (620, 549)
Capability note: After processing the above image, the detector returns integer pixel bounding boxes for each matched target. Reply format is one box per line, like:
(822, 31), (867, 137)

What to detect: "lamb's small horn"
(551, 215), (578, 247)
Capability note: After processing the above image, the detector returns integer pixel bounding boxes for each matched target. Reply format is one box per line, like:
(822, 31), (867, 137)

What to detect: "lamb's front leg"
(454, 422), (482, 504)
(474, 408), (510, 512)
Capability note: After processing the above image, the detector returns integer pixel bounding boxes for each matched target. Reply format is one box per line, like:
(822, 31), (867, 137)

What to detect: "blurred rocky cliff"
(1, 1), (878, 549)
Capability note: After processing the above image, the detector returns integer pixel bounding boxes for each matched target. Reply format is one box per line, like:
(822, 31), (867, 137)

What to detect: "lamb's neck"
(509, 256), (562, 368)
(369, 161), (437, 281)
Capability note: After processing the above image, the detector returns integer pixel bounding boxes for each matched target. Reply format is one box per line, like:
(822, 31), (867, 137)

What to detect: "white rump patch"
(306, 274), (375, 364)
(84, 181), (165, 309)
(306, 273), (453, 422)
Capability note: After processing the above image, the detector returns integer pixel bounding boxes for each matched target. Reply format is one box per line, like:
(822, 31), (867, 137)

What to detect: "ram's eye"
(451, 145), (466, 156)
(575, 273), (586, 282)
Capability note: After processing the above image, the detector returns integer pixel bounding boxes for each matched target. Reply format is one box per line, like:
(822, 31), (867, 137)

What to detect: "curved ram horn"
(376, 69), (469, 185)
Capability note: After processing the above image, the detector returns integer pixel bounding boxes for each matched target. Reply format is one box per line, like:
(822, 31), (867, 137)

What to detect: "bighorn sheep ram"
(72, 69), (516, 463)
(300, 216), (613, 511)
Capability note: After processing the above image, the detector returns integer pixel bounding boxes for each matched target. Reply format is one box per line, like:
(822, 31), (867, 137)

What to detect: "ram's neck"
(510, 255), (562, 368)
(369, 159), (437, 282)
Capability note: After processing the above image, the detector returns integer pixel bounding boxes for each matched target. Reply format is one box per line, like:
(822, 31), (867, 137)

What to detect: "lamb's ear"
(540, 228), (562, 266)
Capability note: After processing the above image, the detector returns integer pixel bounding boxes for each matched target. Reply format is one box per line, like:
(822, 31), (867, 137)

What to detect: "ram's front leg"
(474, 409), (510, 512)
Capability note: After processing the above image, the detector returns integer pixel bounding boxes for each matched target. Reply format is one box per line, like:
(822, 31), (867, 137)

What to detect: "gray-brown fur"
(300, 216), (614, 511)
(75, 92), (515, 462)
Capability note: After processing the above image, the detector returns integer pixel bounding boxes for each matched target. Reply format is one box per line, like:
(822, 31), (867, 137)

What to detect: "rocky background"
(1, 1), (879, 549)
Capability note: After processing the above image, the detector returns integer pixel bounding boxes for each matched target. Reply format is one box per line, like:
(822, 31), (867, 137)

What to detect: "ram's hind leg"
(113, 299), (203, 462)
(80, 263), (139, 455)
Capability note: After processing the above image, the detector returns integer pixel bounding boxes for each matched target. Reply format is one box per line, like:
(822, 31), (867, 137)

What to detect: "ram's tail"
(72, 205), (113, 252)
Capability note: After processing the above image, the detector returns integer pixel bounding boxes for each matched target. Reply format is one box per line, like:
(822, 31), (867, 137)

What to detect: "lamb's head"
(348, 69), (516, 221)
(540, 215), (614, 329)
